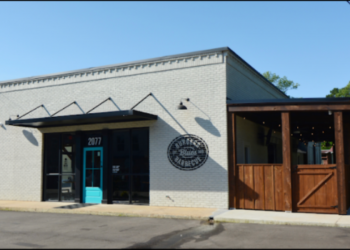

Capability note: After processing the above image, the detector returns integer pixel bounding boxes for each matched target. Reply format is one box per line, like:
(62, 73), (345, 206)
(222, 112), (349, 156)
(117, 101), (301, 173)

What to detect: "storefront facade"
(0, 47), (286, 208)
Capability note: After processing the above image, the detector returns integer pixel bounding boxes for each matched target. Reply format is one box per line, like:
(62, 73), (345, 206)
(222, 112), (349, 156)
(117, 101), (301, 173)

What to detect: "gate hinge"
(331, 205), (338, 208)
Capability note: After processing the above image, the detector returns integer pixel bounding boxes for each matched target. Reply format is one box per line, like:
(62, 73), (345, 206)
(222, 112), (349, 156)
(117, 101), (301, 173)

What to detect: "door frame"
(83, 147), (103, 203)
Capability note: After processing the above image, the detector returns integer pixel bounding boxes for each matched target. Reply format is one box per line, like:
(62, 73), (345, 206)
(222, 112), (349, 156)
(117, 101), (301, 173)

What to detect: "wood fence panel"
(235, 164), (284, 211)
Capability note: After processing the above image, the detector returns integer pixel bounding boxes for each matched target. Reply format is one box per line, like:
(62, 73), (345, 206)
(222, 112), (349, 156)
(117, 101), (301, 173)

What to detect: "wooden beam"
(228, 105), (350, 112)
(334, 111), (347, 215)
(282, 112), (292, 212)
(227, 113), (237, 208)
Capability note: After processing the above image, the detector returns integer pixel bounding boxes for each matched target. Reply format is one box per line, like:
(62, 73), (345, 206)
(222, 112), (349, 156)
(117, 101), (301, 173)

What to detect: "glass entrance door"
(83, 147), (103, 204)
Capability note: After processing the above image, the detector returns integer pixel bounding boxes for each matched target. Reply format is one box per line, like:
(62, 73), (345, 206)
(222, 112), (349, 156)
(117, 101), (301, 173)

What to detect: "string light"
(300, 134), (302, 136)
(322, 131), (324, 133)
(329, 126), (332, 129)
(297, 126), (299, 129)
(279, 124), (281, 127)
(263, 121), (265, 124)
(291, 134), (293, 136)
(243, 117), (246, 120)
(311, 133), (313, 135)
(312, 127), (314, 130)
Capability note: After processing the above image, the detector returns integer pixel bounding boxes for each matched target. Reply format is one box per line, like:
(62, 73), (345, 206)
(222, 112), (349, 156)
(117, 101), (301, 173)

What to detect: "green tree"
(263, 71), (300, 96)
(326, 81), (350, 98)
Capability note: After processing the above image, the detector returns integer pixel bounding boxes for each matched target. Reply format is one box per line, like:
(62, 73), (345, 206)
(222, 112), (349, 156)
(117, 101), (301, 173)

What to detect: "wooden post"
(227, 112), (236, 208)
(334, 111), (347, 215)
(282, 112), (292, 212)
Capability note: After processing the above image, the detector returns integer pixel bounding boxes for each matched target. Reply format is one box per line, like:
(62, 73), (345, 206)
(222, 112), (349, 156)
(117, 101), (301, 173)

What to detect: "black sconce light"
(178, 98), (190, 110)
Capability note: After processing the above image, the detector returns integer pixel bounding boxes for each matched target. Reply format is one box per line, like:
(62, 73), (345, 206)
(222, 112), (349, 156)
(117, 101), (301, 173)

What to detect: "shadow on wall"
(189, 101), (221, 137)
(194, 117), (221, 137)
(22, 130), (39, 146)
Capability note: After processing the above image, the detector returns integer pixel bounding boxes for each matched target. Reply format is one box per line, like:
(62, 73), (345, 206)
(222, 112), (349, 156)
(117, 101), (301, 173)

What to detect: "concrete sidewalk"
(0, 200), (215, 220)
(2, 200), (350, 228)
(214, 209), (350, 228)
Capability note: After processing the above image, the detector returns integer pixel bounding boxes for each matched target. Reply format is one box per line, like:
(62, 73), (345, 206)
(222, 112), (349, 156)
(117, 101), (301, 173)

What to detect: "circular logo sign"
(167, 134), (209, 171)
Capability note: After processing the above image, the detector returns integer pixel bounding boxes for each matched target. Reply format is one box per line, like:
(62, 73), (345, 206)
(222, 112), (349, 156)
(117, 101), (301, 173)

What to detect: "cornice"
(0, 48), (227, 92)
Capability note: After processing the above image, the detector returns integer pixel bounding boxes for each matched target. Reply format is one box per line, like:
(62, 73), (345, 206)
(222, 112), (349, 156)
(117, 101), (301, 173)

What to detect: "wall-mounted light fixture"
(328, 110), (332, 115)
(178, 98), (190, 110)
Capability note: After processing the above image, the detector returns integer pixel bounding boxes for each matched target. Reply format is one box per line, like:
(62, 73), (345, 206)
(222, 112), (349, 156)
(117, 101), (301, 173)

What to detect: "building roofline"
(227, 97), (350, 106)
(0, 46), (288, 98)
(0, 47), (229, 85)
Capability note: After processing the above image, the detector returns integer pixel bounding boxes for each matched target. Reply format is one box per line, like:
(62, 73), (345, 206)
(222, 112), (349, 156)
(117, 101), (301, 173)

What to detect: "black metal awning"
(5, 110), (157, 128)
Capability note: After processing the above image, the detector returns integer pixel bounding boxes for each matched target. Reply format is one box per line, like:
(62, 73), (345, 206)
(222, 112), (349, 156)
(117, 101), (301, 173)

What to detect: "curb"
(214, 217), (350, 228)
(0, 207), (209, 221)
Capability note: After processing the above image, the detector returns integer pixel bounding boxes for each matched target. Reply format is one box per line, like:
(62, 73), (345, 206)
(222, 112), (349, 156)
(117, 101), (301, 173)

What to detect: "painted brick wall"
(226, 55), (287, 100)
(0, 52), (228, 208)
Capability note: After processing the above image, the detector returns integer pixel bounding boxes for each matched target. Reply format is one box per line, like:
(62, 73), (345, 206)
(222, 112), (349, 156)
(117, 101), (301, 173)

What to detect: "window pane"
(93, 151), (101, 169)
(62, 134), (75, 153)
(112, 175), (130, 202)
(86, 151), (93, 168)
(45, 176), (59, 201)
(236, 112), (282, 164)
(131, 175), (149, 204)
(61, 175), (75, 201)
(290, 112), (336, 165)
(93, 170), (101, 187)
(85, 169), (93, 187)
(112, 131), (130, 174)
(131, 129), (149, 174)
(45, 134), (60, 173)
(62, 154), (74, 173)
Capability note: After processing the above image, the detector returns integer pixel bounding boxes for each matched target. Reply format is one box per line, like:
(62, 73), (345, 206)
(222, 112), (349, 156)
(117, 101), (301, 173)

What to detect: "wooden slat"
(274, 165), (284, 211)
(228, 104), (350, 112)
(296, 165), (336, 169)
(254, 166), (264, 210)
(264, 166), (274, 210)
(237, 165), (245, 209)
(282, 112), (292, 211)
(244, 165), (254, 209)
(314, 169), (327, 207)
(297, 205), (337, 208)
(334, 111), (347, 215)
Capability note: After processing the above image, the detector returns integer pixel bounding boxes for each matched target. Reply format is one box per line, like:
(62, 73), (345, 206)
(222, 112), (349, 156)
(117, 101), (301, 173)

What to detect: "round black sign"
(167, 134), (209, 171)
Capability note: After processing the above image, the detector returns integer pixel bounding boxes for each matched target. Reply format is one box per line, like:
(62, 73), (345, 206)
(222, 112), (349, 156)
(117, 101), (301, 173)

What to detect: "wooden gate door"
(292, 165), (338, 214)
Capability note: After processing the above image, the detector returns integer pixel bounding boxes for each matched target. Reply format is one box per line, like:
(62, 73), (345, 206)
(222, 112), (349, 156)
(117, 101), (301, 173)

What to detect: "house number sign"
(167, 134), (209, 171)
(86, 137), (102, 146)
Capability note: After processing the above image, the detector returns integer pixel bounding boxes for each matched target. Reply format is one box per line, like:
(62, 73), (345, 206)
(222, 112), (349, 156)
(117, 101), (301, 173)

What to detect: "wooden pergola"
(227, 98), (350, 215)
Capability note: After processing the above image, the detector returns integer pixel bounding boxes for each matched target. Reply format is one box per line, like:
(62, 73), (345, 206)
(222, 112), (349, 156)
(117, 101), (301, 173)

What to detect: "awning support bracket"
(51, 101), (84, 117)
(15, 104), (44, 120)
(131, 93), (153, 110)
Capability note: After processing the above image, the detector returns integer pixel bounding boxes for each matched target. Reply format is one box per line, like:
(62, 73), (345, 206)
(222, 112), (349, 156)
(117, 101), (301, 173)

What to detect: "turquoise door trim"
(83, 147), (103, 204)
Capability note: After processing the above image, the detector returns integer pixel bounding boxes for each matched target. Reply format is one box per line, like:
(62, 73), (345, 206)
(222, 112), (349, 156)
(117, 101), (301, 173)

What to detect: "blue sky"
(0, 2), (349, 98)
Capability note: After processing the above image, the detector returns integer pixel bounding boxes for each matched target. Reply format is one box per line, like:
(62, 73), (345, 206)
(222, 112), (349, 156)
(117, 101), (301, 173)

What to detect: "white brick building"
(0, 47), (286, 208)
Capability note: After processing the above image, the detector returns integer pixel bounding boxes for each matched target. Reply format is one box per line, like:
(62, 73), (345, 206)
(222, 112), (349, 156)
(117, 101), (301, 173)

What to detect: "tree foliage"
(326, 81), (350, 98)
(263, 71), (300, 96)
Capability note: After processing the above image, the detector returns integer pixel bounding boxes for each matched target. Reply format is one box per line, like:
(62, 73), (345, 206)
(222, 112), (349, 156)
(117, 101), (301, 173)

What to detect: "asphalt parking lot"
(1, 211), (350, 248)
